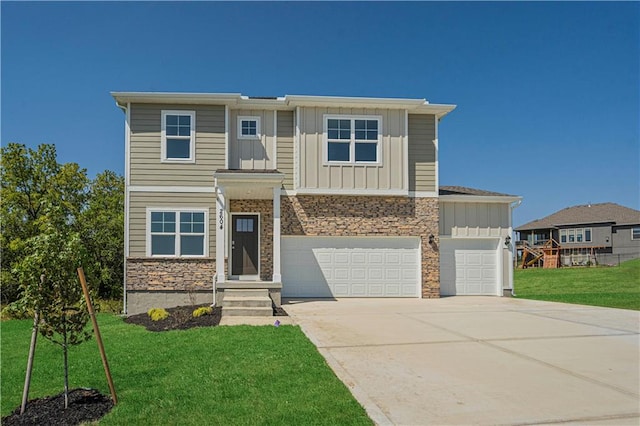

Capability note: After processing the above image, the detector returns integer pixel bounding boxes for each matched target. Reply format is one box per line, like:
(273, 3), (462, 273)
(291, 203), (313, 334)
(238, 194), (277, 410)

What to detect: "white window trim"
(146, 207), (209, 257)
(632, 227), (640, 240)
(161, 110), (196, 163)
(237, 116), (261, 140)
(323, 114), (383, 166)
(560, 229), (567, 243)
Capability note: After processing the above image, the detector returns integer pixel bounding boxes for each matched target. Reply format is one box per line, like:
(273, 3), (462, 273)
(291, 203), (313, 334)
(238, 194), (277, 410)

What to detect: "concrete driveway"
(284, 297), (640, 425)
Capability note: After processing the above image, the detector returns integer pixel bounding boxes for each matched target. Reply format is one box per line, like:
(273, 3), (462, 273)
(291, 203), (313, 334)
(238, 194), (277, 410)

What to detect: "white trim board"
(129, 186), (215, 193)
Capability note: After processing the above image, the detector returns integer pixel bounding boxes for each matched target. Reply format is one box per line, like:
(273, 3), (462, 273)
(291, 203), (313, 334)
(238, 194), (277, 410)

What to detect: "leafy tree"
(78, 171), (125, 299)
(14, 208), (92, 409)
(1, 143), (89, 303)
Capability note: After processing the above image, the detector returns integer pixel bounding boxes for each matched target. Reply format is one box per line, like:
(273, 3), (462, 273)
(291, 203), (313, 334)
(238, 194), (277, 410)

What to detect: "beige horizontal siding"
(277, 110), (295, 189)
(298, 107), (405, 191)
(439, 201), (510, 236)
(128, 191), (216, 257)
(129, 104), (225, 186)
(408, 114), (436, 192)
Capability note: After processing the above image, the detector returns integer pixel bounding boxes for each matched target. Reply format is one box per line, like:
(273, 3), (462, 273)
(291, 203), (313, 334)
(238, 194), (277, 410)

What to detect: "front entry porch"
(214, 170), (284, 310)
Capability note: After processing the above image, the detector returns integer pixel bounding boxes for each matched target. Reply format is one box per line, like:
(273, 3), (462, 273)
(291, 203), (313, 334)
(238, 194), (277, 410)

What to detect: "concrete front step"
(222, 296), (272, 308)
(222, 306), (273, 317)
(224, 289), (270, 298)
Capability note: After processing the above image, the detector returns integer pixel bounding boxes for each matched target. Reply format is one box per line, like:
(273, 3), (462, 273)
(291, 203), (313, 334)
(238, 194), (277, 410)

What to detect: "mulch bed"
(124, 303), (288, 332)
(2, 388), (113, 426)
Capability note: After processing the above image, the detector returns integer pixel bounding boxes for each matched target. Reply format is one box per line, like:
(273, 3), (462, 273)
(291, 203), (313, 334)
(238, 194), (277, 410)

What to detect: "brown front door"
(231, 214), (259, 276)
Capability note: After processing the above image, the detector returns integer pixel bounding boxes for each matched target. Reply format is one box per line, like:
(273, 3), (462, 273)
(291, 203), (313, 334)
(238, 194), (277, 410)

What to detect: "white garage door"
(282, 236), (420, 298)
(440, 239), (500, 296)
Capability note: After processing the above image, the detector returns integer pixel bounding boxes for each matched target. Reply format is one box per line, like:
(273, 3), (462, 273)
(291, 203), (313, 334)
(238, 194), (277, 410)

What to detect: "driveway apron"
(284, 297), (640, 426)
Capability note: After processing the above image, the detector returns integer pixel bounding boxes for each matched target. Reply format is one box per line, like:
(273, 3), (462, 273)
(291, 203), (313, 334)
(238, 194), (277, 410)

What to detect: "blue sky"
(2, 2), (638, 227)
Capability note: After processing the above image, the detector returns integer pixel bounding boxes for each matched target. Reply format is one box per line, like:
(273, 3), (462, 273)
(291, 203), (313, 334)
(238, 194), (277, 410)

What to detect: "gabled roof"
(515, 203), (640, 231)
(438, 186), (521, 203)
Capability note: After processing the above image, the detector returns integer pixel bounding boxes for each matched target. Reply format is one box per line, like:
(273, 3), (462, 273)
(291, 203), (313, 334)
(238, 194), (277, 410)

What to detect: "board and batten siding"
(229, 109), (276, 170)
(128, 192), (216, 258)
(277, 110), (295, 189)
(408, 114), (436, 192)
(439, 201), (510, 236)
(298, 107), (405, 191)
(129, 103), (225, 186)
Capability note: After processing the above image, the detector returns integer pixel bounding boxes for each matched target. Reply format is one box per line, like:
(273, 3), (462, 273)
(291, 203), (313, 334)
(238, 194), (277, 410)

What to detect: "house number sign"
(219, 210), (224, 230)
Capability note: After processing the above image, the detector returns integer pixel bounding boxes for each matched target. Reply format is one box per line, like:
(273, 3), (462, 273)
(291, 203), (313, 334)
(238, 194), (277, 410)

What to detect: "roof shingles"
(515, 203), (640, 231)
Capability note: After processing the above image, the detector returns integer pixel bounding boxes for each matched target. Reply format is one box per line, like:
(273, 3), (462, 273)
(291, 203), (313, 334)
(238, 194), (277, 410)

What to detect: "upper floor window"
(148, 209), (207, 257)
(324, 115), (382, 164)
(560, 227), (592, 244)
(584, 228), (592, 242)
(632, 227), (640, 240)
(238, 116), (261, 139)
(162, 110), (196, 162)
(560, 229), (567, 243)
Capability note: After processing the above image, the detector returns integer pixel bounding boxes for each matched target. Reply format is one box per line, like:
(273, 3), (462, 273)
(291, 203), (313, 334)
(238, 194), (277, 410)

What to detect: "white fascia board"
(129, 186), (216, 193)
(439, 195), (523, 204)
(293, 188), (409, 197)
(111, 92), (243, 105)
(213, 172), (285, 185)
(412, 103), (457, 119)
(285, 94), (427, 109)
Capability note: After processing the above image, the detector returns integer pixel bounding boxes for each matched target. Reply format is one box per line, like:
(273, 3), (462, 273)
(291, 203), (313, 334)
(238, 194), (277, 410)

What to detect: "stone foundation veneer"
(126, 258), (215, 291)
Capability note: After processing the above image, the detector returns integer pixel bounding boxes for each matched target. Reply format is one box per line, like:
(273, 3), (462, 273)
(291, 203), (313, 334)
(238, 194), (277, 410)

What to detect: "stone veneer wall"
(229, 200), (274, 281)
(126, 258), (215, 291)
(281, 195), (440, 297)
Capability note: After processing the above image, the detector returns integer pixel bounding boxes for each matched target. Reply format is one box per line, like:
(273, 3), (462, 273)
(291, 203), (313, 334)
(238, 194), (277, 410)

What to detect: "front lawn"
(1, 315), (372, 424)
(514, 258), (640, 310)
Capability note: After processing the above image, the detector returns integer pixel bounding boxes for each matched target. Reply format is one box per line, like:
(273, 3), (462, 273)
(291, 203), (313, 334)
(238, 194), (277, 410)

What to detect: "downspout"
(509, 199), (522, 296)
(115, 101), (129, 314)
(212, 183), (218, 308)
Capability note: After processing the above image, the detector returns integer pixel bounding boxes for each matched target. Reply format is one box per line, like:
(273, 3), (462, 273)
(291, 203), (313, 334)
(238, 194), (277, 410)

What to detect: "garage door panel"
(440, 239), (499, 296)
(282, 237), (420, 298)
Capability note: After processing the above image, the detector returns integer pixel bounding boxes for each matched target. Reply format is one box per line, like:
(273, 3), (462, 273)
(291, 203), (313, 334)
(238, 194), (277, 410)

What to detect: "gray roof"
(516, 203), (640, 231)
(439, 186), (517, 197)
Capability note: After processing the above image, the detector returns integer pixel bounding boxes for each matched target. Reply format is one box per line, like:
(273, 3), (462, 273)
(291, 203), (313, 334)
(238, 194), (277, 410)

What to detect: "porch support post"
(272, 186), (282, 282)
(215, 184), (226, 284)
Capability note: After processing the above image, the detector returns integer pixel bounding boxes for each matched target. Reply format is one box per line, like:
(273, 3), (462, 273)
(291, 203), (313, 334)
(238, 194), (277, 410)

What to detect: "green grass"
(514, 258), (640, 310)
(1, 315), (372, 425)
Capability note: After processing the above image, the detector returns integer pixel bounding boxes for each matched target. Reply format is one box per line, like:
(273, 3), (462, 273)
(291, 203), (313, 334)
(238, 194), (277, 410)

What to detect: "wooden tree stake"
(77, 267), (118, 404)
(20, 275), (44, 415)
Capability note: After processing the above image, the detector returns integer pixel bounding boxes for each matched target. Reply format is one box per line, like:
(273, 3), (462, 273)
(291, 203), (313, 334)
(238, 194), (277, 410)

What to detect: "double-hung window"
(584, 228), (592, 242)
(162, 110), (196, 162)
(560, 229), (567, 243)
(632, 227), (640, 240)
(325, 115), (382, 164)
(148, 209), (207, 257)
(238, 116), (261, 139)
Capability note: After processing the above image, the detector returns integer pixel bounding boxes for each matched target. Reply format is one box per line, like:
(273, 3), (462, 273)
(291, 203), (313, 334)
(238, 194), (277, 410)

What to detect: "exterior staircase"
(221, 289), (273, 317)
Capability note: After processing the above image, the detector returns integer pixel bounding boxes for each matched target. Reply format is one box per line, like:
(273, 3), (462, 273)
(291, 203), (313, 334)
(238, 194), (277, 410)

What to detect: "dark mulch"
(2, 388), (113, 426)
(124, 303), (288, 332)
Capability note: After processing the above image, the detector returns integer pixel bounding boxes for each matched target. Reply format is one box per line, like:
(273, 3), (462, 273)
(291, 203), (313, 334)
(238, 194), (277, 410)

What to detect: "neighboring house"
(515, 203), (640, 266)
(112, 92), (522, 315)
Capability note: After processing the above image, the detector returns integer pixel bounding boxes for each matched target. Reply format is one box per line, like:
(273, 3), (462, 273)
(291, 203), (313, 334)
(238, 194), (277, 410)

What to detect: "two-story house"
(112, 92), (521, 315)
(515, 203), (640, 266)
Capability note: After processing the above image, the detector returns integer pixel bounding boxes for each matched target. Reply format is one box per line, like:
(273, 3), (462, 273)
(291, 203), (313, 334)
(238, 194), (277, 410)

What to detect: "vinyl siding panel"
(408, 114), (436, 192)
(128, 191), (216, 257)
(277, 110), (294, 189)
(439, 201), (510, 236)
(298, 107), (405, 191)
(129, 104), (225, 186)
(229, 109), (275, 170)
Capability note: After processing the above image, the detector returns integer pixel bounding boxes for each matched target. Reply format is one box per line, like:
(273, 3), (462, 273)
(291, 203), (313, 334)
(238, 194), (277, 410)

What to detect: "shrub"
(192, 306), (212, 318)
(147, 308), (169, 321)
(95, 299), (123, 314)
(1, 300), (34, 320)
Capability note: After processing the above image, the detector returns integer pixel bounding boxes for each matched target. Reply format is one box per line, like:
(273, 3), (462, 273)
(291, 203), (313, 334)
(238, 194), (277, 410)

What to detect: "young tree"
(78, 171), (125, 300)
(14, 210), (92, 409)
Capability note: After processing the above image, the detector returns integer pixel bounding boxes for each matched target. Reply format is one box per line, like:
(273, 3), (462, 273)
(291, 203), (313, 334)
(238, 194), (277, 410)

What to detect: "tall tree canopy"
(1, 142), (124, 303)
